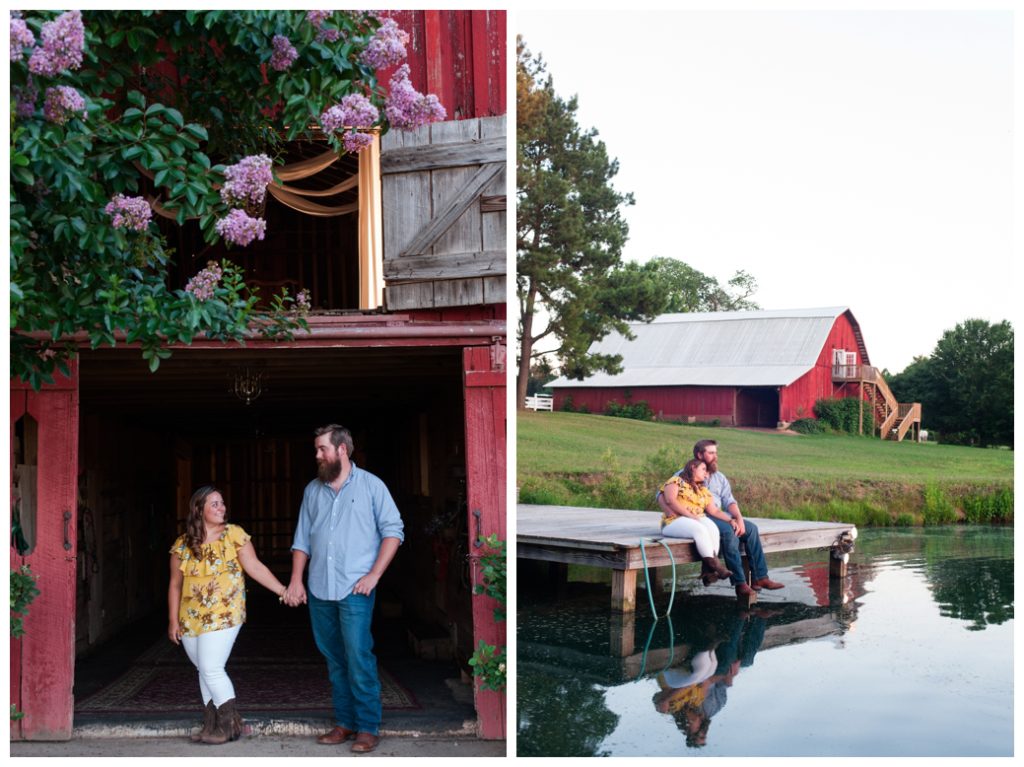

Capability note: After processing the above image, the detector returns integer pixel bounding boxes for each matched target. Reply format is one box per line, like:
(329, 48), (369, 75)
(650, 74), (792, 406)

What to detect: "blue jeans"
(309, 591), (381, 735)
(710, 517), (768, 584)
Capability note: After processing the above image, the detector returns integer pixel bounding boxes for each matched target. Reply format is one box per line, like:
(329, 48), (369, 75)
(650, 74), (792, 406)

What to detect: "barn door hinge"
(489, 338), (506, 371)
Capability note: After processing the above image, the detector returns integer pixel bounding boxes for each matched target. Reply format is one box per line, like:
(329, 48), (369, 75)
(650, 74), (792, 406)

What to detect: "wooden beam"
(385, 249), (505, 281)
(400, 162), (504, 257)
(381, 137), (506, 174)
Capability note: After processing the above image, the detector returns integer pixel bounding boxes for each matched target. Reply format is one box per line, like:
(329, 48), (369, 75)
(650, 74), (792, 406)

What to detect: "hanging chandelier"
(230, 367), (264, 406)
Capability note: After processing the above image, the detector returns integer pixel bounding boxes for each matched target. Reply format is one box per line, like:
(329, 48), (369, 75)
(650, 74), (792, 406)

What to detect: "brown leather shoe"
(753, 576), (784, 590)
(351, 732), (380, 753)
(317, 726), (356, 745)
(735, 582), (756, 597)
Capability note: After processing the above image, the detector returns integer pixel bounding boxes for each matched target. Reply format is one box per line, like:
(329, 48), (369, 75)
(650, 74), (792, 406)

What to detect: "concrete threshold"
(72, 716), (478, 739)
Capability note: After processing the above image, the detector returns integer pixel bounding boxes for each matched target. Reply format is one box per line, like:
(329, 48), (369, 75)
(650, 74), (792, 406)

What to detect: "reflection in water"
(517, 527), (1013, 757)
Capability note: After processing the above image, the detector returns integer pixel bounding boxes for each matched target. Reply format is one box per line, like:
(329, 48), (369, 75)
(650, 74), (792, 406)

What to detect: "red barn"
(548, 307), (920, 439)
(11, 10), (506, 742)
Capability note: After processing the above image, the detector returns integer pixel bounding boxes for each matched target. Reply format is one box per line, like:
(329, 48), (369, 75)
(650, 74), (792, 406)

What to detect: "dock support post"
(611, 569), (637, 613)
(609, 612), (636, 657)
(830, 552), (848, 579)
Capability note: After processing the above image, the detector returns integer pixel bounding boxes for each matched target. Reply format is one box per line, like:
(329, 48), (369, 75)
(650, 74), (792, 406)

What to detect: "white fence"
(524, 394), (553, 411)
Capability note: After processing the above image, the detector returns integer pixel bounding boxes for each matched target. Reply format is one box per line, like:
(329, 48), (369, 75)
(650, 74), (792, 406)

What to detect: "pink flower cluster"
(28, 10), (84, 77)
(220, 154), (273, 209)
(10, 15), (35, 62)
(216, 209), (267, 247)
(342, 131), (374, 154)
(359, 18), (408, 70)
(43, 85), (86, 125)
(270, 34), (297, 71)
(385, 65), (446, 131)
(306, 10), (341, 42)
(104, 194), (152, 232)
(185, 261), (224, 302)
(295, 289), (311, 314)
(306, 10), (332, 28)
(320, 94), (379, 153)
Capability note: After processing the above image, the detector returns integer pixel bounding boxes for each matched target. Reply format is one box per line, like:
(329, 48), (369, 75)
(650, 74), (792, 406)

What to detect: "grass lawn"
(517, 412), (1013, 524)
(518, 411), (1013, 483)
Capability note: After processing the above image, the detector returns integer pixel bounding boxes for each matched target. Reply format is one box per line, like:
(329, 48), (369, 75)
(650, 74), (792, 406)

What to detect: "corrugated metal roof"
(549, 307), (849, 389)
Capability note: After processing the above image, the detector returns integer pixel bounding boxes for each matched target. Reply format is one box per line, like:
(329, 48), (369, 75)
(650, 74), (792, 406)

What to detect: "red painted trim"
(471, 12), (491, 119)
(462, 345), (506, 739)
(423, 11), (447, 113)
(13, 376), (79, 740)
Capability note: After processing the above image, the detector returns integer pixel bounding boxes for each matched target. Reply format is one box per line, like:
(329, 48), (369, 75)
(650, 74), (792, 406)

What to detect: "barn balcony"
(831, 364), (922, 442)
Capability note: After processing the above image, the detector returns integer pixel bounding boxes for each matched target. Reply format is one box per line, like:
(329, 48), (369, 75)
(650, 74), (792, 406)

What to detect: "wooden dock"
(517, 504), (856, 612)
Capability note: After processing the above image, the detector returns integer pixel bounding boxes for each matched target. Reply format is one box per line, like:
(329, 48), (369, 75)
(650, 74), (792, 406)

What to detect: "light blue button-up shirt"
(704, 470), (738, 516)
(291, 462), (404, 601)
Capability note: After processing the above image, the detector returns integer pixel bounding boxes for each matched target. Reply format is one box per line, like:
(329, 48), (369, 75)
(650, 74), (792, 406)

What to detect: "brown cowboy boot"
(701, 556), (731, 581)
(200, 699), (241, 745)
(190, 700), (216, 742)
(753, 575), (785, 590)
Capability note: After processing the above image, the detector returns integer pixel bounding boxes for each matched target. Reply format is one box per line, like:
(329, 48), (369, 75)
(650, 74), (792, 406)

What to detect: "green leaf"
(184, 124), (209, 141)
(122, 107), (143, 123)
(12, 166), (34, 186)
(165, 108), (184, 127)
(121, 145), (144, 161)
(127, 90), (146, 108)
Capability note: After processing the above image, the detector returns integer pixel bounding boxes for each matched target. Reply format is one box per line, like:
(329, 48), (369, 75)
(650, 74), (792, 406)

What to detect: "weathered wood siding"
(10, 367), (79, 740)
(382, 115), (506, 311)
(386, 10), (506, 121)
(552, 386), (738, 424)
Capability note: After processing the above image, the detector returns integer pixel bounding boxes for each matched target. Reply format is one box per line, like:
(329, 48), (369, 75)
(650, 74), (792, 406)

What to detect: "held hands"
(281, 581), (307, 608)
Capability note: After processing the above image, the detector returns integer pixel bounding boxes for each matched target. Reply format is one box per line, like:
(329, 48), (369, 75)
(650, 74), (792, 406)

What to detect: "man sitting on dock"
(691, 439), (784, 597)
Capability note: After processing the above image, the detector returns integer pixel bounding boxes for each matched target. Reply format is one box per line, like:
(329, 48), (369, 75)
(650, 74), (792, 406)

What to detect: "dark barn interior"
(72, 344), (479, 729)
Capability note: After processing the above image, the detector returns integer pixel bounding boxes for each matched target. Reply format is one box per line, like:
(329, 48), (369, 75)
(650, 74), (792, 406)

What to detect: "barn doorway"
(72, 344), (479, 732)
(735, 387), (780, 428)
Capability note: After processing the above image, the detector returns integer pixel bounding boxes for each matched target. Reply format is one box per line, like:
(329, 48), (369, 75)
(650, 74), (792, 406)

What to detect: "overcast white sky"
(517, 8), (1014, 373)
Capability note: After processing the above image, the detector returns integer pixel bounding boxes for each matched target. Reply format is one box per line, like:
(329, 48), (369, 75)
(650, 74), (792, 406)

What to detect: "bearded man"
(692, 439), (784, 597)
(284, 424), (404, 753)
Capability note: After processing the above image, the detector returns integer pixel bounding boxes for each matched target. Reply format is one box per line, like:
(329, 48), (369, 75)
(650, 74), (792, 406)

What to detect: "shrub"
(922, 484), (957, 525)
(560, 396), (575, 412)
(813, 397), (871, 435)
(895, 513), (916, 527)
(604, 399), (654, 421)
(962, 488), (1014, 523)
(790, 418), (825, 435)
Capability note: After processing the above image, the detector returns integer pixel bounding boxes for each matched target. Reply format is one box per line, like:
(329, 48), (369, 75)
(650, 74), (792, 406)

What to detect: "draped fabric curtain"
(142, 133), (383, 310)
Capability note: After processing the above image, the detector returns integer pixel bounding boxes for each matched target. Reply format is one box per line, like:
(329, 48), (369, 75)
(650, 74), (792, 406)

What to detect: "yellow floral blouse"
(659, 476), (713, 528)
(170, 524), (250, 637)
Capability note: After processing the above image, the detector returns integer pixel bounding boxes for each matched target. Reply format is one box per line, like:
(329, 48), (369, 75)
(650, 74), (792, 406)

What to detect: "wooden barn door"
(380, 115), (506, 311)
(10, 366), (80, 740)
(462, 342), (507, 739)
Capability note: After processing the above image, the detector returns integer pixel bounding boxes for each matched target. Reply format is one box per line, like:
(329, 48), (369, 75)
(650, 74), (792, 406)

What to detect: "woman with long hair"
(658, 459), (733, 583)
(168, 485), (290, 745)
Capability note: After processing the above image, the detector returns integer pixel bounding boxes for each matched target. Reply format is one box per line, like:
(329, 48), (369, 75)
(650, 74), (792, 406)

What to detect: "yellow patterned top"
(659, 477), (713, 528)
(170, 524), (250, 637)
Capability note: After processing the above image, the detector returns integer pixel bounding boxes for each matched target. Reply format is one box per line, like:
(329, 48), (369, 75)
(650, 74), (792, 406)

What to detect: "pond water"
(517, 526), (1013, 757)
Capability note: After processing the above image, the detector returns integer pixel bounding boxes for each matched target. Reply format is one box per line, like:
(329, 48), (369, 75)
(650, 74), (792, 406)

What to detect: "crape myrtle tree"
(516, 38), (666, 408)
(10, 10), (445, 388)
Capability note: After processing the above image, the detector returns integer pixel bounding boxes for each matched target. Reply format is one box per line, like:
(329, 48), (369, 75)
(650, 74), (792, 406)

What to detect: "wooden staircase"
(833, 364), (922, 441)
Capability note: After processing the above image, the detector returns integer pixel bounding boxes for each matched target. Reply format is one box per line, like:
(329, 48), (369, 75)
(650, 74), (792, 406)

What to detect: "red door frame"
(10, 364), (80, 741)
(462, 342), (507, 739)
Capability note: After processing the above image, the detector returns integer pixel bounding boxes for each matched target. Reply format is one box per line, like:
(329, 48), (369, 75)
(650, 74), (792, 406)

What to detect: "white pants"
(181, 625), (242, 706)
(662, 515), (721, 558)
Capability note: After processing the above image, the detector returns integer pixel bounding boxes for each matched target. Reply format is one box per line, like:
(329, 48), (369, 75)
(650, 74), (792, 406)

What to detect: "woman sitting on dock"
(658, 459), (733, 584)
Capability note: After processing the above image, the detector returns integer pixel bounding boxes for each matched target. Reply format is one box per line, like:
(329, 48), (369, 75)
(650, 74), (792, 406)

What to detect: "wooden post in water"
(611, 569), (637, 613)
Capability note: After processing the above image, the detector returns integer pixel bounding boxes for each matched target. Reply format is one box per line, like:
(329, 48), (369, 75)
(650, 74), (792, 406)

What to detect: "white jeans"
(181, 625), (242, 706)
(662, 515), (721, 558)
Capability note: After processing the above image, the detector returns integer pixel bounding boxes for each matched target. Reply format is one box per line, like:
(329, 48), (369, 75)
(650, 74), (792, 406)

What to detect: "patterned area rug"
(76, 628), (419, 714)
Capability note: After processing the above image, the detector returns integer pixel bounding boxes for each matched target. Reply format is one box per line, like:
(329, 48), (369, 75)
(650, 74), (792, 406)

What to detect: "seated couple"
(657, 439), (784, 596)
